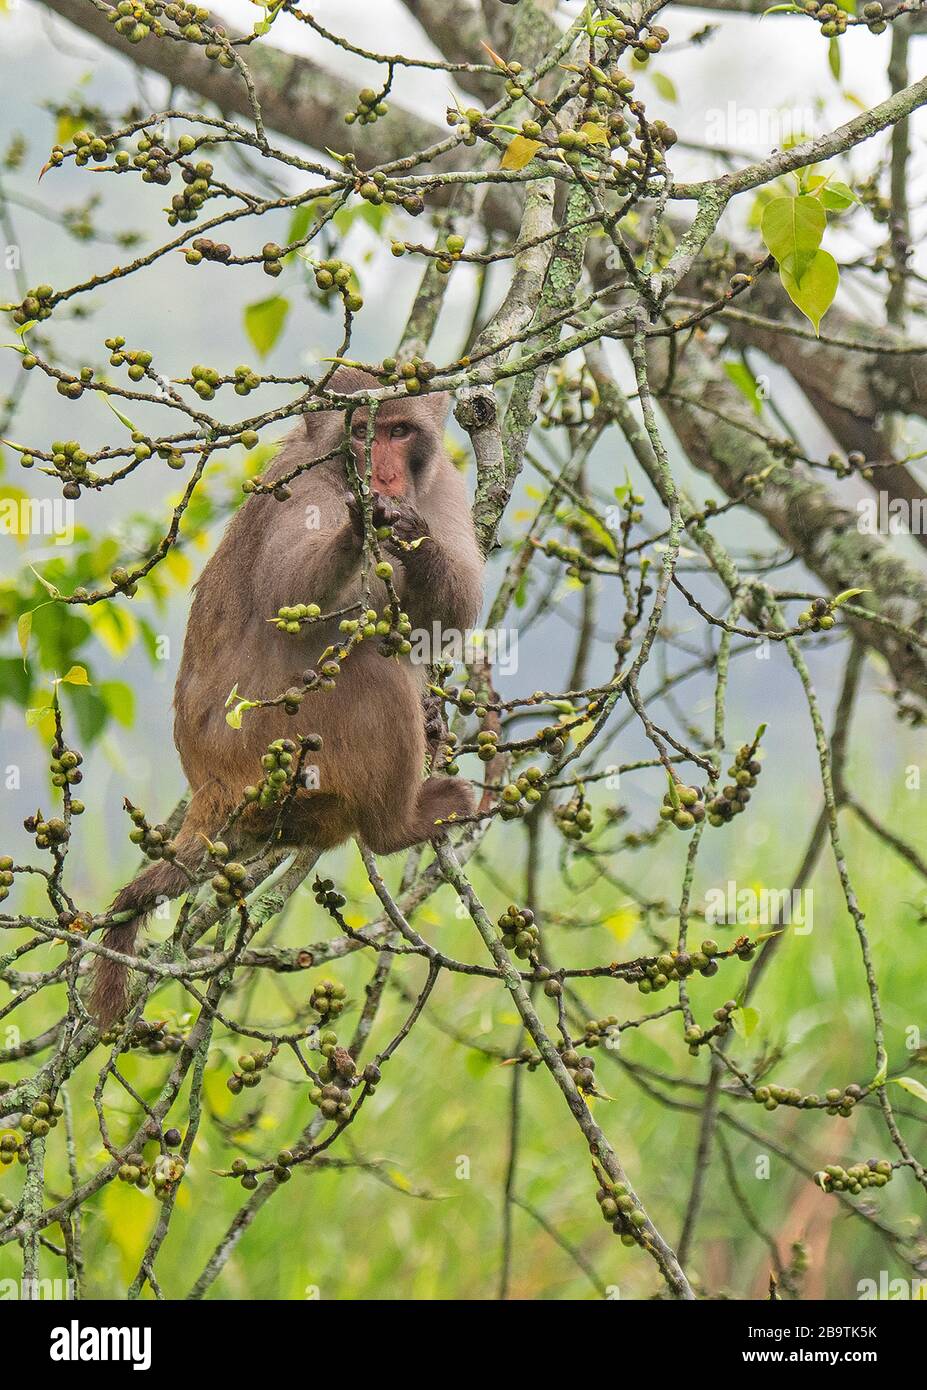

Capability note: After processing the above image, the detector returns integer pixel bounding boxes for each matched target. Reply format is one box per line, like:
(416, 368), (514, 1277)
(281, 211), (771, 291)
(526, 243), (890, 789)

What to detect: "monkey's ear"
(421, 390), (451, 424)
(327, 365), (379, 398)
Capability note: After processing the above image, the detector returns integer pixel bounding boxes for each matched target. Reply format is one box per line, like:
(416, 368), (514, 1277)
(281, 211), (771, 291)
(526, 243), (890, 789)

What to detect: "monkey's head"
(328, 367), (450, 501)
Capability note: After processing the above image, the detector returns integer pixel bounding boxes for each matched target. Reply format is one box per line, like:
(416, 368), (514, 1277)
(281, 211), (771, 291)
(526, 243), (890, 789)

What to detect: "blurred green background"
(2, 807), (926, 1300)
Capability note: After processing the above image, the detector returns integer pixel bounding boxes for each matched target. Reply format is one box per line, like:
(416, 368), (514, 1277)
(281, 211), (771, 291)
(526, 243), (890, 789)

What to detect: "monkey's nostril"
(373, 479), (403, 499)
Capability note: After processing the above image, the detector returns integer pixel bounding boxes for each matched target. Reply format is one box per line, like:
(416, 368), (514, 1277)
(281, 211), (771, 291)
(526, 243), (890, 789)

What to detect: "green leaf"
(287, 203), (314, 250)
(86, 603), (138, 658)
(0, 656), (29, 706)
(25, 700), (55, 730)
(500, 136), (542, 171)
(332, 201), (388, 237)
(465, 1050), (493, 1080)
(870, 1057), (888, 1087)
(243, 295), (290, 358)
(96, 391), (140, 434)
(17, 610), (31, 665)
(224, 684), (260, 729)
(28, 565), (61, 599)
(723, 360), (763, 416)
(893, 1076), (927, 1105)
(652, 71), (677, 103)
(761, 195), (826, 283)
(59, 664), (90, 686)
(582, 512), (618, 558)
(226, 700), (259, 729)
(819, 180), (857, 212)
(828, 36), (841, 82)
(831, 587), (869, 607)
(747, 184), (784, 231)
(731, 1006), (760, 1040)
(779, 248), (838, 334)
(354, 201), (389, 233)
(252, 0), (282, 34)
(56, 112), (85, 147)
(99, 679), (136, 727)
(66, 684), (109, 744)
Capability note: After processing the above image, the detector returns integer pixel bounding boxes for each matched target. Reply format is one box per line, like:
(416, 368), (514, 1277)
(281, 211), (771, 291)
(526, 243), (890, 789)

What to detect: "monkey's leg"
(359, 776), (476, 855)
(89, 789), (233, 1025)
(281, 791), (354, 851)
(90, 852), (197, 1026)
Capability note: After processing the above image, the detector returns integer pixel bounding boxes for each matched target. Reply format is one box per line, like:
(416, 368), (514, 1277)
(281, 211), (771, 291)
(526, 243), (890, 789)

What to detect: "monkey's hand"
(374, 496), (430, 551)
(344, 490), (368, 543)
(422, 691), (447, 760)
(343, 493), (429, 549)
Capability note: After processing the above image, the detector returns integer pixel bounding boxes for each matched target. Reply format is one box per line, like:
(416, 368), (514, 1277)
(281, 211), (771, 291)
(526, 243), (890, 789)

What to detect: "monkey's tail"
(89, 814), (210, 1027)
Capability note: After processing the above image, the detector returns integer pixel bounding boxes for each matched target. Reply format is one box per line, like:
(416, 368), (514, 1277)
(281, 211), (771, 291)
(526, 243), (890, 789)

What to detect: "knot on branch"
(454, 388), (497, 432)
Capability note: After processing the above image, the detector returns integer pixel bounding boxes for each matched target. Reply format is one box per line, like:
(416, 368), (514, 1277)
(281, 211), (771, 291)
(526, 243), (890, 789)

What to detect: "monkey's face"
(349, 413), (431, 500)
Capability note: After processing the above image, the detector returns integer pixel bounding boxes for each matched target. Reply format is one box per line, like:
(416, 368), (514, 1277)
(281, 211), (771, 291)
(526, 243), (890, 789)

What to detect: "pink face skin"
(350, 416), (417, 499)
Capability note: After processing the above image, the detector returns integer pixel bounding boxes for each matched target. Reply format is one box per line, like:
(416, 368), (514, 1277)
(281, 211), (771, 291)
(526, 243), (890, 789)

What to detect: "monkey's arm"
(393, 522), (483, 632)
(258, 501), (363, 614)
(299, 521), (363, 608)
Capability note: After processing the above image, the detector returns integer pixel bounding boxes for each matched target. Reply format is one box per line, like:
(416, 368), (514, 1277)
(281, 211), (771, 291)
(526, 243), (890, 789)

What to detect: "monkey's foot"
(416, 776), (476, 836)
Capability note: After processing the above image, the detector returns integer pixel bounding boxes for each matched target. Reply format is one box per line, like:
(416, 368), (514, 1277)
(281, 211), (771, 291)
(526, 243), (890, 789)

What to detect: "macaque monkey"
(90, 368), (484, 1023)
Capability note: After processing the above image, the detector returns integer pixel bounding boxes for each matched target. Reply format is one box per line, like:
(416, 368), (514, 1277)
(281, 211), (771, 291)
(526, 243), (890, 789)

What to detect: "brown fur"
(90, 370), (484, 1024)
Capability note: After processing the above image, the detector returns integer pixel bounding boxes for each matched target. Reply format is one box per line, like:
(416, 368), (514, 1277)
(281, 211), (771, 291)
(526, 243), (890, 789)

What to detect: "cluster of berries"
(556, 795), (594, 841)
(313, 258), (363, 314)
(707, 741), (763, 826)
(813, 1159), (893, 1194)
(23, 811), (70, 853)
(309, 978), (347, 1020)
(660, 781), (705, 832)
(498, 904), (539, 960)
(345, 87), (389, 125)
(638, 940), (727, 995)
(498, 767), (543, 820)
(242, 738), (298, 810)
(798, 597), (836, 633)
(227, 1050), (273, 1095)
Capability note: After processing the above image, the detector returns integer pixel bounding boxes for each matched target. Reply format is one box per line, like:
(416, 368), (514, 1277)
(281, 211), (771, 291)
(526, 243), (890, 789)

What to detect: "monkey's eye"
(351, 422), (369, 439)
(389, 423), (413, 439)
